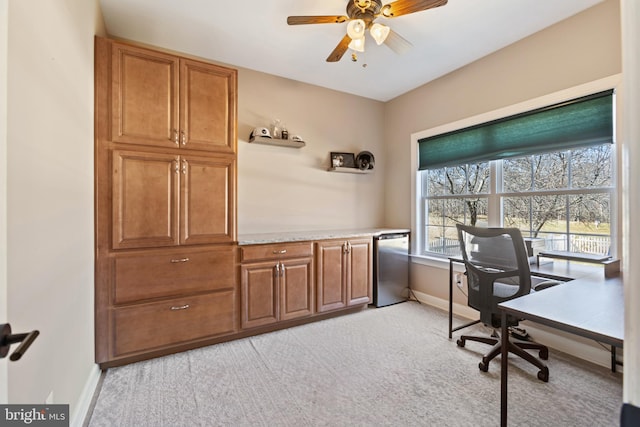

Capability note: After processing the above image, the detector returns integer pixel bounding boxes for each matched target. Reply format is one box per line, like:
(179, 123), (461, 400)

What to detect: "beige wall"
(5, 0), (105, 423)
(237, 69), (386, 234)
(384, 0), (621, 300)
(384, 0), (621, 231)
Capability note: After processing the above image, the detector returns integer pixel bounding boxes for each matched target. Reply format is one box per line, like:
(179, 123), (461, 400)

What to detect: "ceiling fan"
(287, 0), (448, 62)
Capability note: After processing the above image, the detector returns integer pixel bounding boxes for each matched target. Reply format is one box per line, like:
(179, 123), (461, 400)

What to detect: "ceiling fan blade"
(287, 15), (348, 25)
(326, 34), (352, 62)
(384, 29), (413, 55)
(381, 0), (447, 18)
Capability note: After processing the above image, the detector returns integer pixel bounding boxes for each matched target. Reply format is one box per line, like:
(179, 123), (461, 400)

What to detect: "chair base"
(457, 333), (549, 382)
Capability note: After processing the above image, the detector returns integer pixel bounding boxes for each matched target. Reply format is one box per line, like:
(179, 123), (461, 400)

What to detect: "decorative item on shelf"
(356, 151), (375, 170)
(271, 119), (282, 139)
(328, 151), (374, 173)
(281, 126), (289, 140)
(330, 152), (356, 168)
(249, 127), (271, 141)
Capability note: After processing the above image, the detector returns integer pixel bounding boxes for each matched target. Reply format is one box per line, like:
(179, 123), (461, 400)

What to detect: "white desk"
(498, 275), (623, 426)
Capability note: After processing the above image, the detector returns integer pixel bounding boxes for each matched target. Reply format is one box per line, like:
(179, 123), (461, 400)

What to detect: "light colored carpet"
(88, 302), (621, 426)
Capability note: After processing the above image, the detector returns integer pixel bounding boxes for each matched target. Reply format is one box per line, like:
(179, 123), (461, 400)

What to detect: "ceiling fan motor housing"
(347, 0), (382, 23)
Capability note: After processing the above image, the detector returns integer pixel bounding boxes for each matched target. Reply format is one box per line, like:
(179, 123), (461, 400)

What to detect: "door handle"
(0, 323), (39, 362)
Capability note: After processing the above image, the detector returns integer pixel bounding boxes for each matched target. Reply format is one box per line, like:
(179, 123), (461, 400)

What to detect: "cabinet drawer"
(113, 290), (236, 357)
(240, 242), (313, 262)
(113, 247), (236, 304)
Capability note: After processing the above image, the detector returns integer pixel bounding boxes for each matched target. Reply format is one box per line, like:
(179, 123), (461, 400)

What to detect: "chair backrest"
(456, 224), (532, 327)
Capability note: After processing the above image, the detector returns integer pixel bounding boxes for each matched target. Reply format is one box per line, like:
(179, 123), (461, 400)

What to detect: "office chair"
(455, 224), (554, 382)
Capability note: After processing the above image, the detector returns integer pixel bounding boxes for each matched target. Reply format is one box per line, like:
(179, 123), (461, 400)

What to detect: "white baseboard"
(410, 289), (619, 371)
(71, 364), (102, 427)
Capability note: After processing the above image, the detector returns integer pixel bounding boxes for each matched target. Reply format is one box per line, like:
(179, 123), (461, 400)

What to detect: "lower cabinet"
(96, 245), (238, 365)
(113, 290), (236, 357)
(240, 242), (314, 329)
(98, 236), (374, 367)
(316, 238), (373, 313)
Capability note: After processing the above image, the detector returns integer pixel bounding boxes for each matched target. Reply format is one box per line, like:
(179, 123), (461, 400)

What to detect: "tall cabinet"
(94, 37), (238, 367)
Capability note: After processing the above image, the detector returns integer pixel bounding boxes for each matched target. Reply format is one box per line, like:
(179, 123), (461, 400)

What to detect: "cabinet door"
(347, 238), (373, 306)
(111, 42), (179, 148)
(240, 261), (279, 329)
(316, 241), (347, 313)
(112, 150), (180, 249)
(280, 258), (314, 321)
(180, 59), (237, 153)
(180, 155), (236, 245)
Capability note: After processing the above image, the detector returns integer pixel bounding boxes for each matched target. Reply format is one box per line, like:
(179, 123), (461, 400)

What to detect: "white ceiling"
(99, 0), (604, 102)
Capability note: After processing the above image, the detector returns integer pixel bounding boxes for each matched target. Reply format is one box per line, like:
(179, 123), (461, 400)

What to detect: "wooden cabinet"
(112, 246), (236, 304)
(113, 290), (236, 357)
(111, 150), (235, 249)
(316, 238), (373, 313)
(95, 37), (238, 367)
(110, 41), (236, 154)
(240, 242), (314, 329)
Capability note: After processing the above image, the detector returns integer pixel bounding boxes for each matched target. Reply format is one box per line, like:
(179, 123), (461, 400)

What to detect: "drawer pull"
(170, 258), (190, 263)
(272, 249), (287, 254)
(170, 304), (190, 311)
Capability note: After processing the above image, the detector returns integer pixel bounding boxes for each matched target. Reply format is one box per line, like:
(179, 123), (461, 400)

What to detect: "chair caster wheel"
(457, 339), (465, 348)
(538, 367), (549, 382)
(479, 361), (489, 372)
(539, 348), (549, 360)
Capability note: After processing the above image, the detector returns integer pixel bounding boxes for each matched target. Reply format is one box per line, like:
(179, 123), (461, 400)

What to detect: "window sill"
(410, 253), (466, 272)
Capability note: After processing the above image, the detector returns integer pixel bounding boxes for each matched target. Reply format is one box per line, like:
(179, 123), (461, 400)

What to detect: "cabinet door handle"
(181, 159), (188, 174)
(170, 304), (190, 311)
(274, 262), (280, 277)
(280, 262), (285, 278)
(273, 249), (287, 254)
(170, 258), (190, 263)
(174, 160), (180, 174)
(181, 131), (186, 145)
(347, 241), (352, 254)
(173, 129), (179, 145)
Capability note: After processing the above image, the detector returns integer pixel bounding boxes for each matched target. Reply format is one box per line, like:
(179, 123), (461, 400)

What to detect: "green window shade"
(418, 90), (614, 170)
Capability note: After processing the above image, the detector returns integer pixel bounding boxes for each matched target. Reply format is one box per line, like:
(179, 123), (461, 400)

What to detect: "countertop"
(237, 228), (410, 245)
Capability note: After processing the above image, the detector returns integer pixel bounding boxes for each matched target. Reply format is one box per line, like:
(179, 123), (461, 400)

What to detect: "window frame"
(410, 76), (621, 262)
(420, 153), (615, 258)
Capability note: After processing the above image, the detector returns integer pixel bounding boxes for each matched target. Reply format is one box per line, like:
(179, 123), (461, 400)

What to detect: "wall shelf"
(249, 135), (305, 148)
(327, 167), (372, 174)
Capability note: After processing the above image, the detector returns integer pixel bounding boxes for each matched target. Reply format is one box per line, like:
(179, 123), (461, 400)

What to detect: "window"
(420, 145), (614, 257)
(415, 90), (615, 258)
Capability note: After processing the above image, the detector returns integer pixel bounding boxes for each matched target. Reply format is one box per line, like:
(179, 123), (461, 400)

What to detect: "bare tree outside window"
(422, 145), (613, 256)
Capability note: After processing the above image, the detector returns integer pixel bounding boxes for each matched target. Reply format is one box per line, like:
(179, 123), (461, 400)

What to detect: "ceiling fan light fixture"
(370, 23), (390, 45)
(348, 36), (365, 52)
(346, 19), (366, 40)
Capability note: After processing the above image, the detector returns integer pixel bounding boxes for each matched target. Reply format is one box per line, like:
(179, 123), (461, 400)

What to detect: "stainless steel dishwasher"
(372, 232), (410, 307)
